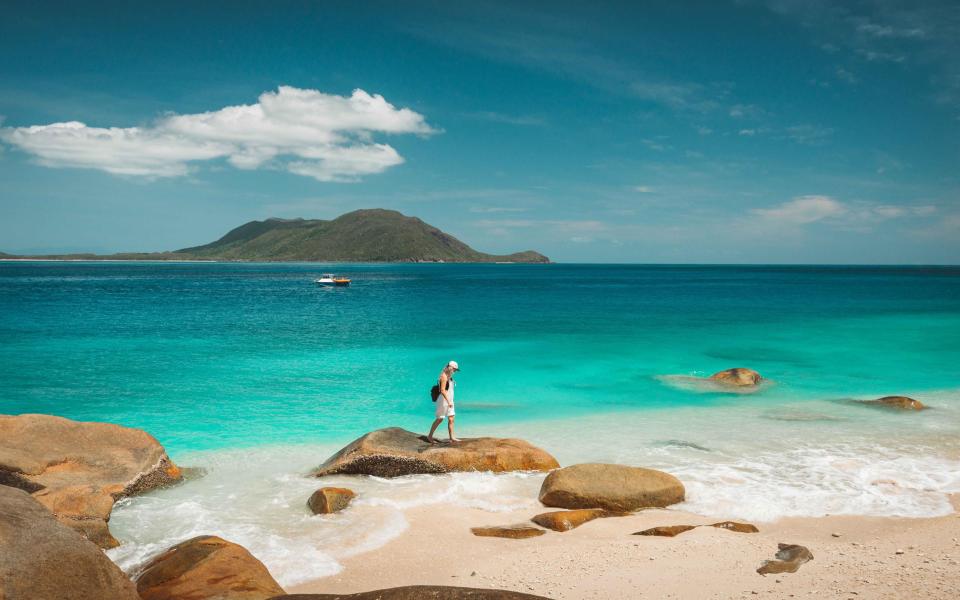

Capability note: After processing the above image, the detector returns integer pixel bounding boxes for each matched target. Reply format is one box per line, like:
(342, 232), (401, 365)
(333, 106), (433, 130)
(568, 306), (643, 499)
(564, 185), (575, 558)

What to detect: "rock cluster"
(313, 428), (559, 478)
(0, 413), (182, 548)
(635, 521), (759, 537)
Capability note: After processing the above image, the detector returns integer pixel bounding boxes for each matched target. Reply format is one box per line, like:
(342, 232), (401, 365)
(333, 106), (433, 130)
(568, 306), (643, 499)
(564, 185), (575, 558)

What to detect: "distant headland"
(0, 209), (550, 264)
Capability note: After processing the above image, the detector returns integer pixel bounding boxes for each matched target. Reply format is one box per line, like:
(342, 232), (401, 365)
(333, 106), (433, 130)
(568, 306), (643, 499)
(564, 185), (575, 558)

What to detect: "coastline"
(290, 497), (960, 599)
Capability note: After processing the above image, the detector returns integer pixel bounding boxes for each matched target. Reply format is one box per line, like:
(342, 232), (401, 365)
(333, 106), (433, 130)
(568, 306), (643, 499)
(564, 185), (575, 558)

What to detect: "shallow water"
(2, 262), (959, 584)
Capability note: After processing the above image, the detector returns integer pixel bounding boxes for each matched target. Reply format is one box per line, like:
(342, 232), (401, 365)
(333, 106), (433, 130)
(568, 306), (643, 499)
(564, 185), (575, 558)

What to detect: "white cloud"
(630, 81), (718, 113)
(465, 111), (546, 126)
(728, 103), (765, 119)
(0, 86), (436, 182)
(632, 185), (655, 193)
(468, 206), (529, 213)
(856, 22), (926, 39)
(753, 195), (848, 225)
(784, 124), (834, 145)
(475, 218), (606, 233)
(752, 195), (938, 228)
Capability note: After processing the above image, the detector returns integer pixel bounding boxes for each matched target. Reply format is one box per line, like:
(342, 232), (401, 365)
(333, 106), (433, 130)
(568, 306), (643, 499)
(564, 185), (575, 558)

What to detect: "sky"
(1, 0), (958, 263)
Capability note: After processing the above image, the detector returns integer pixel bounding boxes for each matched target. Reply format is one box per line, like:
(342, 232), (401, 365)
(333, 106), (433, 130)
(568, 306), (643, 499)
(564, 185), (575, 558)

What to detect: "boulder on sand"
(860, 396), (926, 411)
(757, 543), (814, 575)
(634, 521), (759, 537)
(709, 368), (762, 387)
(136, 535), (285, 600)
(308, 487), (356, 514)
(0, 413), (182, 548)
(470, 524), (546, 539)
(269, 586), (549, 599)
(0, 485), (140, 600)
(312, 428), (559, 478)
(538, 463), (685, 511)
(635, 524), (697, 537)
(530, 508), (628, 532)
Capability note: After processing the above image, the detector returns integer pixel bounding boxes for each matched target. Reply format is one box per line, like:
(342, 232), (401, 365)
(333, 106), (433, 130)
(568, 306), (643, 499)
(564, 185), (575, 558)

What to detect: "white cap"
(447, 360), (460, 371)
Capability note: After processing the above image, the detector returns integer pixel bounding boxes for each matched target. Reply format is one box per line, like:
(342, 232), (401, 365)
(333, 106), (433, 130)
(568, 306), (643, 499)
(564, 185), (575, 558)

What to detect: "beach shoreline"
(289, 497), (960, 599)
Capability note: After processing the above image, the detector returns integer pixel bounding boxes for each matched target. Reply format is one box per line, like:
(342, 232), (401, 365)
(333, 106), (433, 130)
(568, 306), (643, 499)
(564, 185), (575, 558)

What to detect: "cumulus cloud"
(753, 195), (848, 225)
(752, 195), (937, 228)
(0, 86), (436, 181)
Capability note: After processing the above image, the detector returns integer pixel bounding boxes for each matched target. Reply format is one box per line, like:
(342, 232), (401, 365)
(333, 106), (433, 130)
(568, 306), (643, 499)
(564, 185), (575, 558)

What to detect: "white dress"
(434, 378), (455, 419)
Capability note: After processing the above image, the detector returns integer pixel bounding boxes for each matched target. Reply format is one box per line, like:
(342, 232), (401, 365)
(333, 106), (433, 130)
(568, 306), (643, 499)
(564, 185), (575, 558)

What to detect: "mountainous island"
(1, 209), (550, 263)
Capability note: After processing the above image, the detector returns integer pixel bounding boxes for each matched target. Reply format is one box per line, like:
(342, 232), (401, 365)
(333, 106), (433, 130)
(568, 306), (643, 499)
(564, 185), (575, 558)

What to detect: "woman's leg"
(427, 418), (443, 443)
(448, 415), (460, 442)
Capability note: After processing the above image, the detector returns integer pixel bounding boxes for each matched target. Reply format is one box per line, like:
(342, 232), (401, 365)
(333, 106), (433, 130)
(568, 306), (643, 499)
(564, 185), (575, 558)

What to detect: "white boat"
(315, 273), (351, 286)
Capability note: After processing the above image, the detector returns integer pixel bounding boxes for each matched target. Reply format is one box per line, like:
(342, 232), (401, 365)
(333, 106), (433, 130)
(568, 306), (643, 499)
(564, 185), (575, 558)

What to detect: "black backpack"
(430, 378), (451, 402)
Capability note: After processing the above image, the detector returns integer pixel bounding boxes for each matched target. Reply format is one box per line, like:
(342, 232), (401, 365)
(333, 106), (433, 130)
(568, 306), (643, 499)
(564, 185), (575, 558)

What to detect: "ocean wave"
(674, 445), (960, 522)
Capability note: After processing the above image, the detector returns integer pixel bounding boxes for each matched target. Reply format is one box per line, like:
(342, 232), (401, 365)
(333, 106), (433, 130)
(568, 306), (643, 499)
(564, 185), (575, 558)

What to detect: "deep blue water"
(2, 261), (959, 455)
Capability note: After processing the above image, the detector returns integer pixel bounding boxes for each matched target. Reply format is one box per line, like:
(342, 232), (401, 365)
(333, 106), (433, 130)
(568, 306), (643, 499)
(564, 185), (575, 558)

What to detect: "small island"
(0, 209), (550, 264)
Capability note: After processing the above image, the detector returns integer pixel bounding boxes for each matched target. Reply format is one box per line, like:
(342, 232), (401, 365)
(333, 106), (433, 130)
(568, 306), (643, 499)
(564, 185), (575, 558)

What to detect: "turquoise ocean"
(2, 261), (959, 584)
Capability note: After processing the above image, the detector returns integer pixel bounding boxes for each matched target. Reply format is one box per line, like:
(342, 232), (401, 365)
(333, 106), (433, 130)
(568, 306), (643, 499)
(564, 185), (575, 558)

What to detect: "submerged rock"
(470, 524), (546, 539)
(531, 508), (629, 532)
(0, 485), (140, 600)
(269, 586), (549, 599)
(308, 487), (356, 514)
(313, 427), (559, 478)
(709, 368), (762, 387)
(136, 535), (285, 600)
(538, 463), (685, 511)
(0, 413), (182, 548)
(860, 396), (926, 411)
(757, 543), (814, 575)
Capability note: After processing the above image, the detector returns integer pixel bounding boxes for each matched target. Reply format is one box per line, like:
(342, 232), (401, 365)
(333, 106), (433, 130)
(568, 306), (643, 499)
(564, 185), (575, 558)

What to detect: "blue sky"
(1, 1), (958, 263)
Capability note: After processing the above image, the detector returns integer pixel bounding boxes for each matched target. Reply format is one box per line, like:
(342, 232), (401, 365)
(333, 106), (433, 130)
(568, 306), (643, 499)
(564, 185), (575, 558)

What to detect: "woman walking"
(428, 360), (460, 443)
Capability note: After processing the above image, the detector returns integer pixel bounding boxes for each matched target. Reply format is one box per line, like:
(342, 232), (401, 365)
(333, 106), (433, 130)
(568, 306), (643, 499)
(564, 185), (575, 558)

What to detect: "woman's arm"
(439, 372), (451, 404)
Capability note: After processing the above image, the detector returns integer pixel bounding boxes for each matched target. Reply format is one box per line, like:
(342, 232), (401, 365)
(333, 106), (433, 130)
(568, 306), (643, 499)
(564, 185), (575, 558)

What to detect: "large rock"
(0, 485), (140, 600)
(0, 413), (182, 548)
(312, 428), (559, 478)
(270, 586), (549, 599)
(136, 535), (285, 600)
(538, 463), (685, 511)
(709, 368), (762, 386)
(308, 487), (355, 514)
(861, 396), (926, 411)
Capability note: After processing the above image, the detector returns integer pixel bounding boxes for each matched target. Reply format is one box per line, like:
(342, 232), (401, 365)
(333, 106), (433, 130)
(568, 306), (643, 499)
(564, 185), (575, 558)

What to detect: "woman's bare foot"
(426, 437), (438, 444)
(449, 437), (462, 443)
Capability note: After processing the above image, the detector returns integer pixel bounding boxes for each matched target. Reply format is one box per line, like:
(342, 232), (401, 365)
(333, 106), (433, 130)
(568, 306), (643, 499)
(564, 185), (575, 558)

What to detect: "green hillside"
(176, 209), (550, 263)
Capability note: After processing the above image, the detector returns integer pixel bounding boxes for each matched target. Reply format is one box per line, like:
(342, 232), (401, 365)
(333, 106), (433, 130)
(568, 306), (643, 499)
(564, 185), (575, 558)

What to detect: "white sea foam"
(107, 445), (544, 586)
(674, 447), (960, 522)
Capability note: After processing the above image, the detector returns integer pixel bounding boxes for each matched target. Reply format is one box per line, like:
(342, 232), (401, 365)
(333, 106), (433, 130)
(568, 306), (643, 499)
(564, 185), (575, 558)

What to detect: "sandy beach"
(291, 496), (960, 599)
